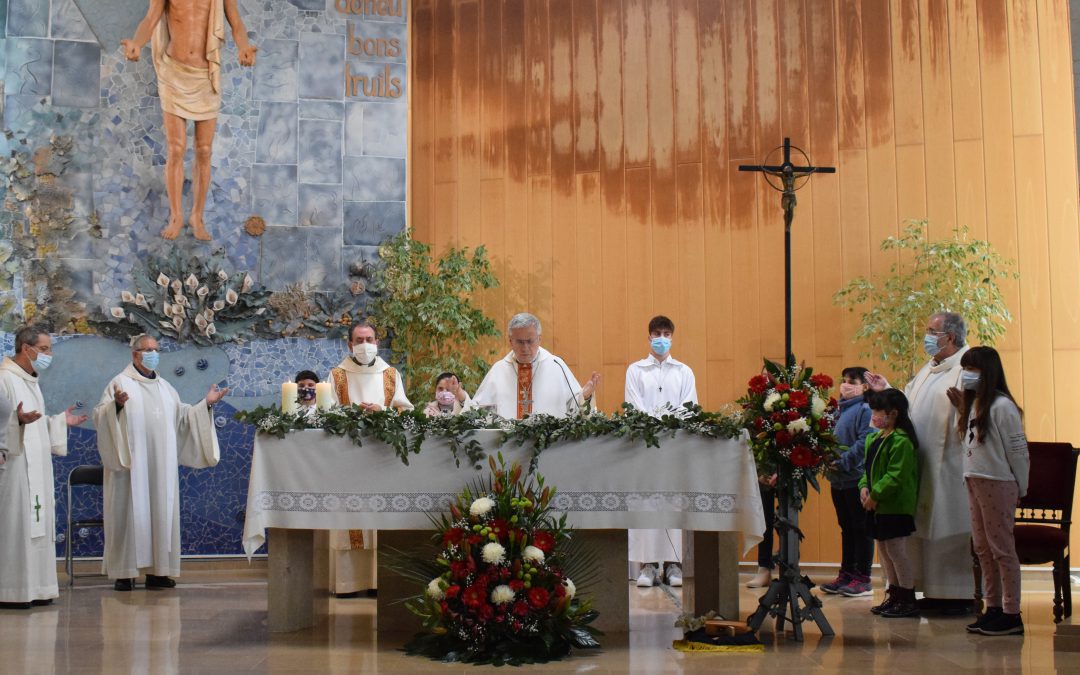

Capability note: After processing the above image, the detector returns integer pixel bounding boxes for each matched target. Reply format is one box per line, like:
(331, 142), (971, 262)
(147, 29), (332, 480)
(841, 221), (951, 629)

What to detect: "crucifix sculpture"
(739, 139), (837, 641)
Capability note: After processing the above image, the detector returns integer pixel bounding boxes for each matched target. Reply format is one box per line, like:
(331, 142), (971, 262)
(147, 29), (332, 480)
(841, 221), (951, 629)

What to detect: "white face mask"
(352, 342), (378, 364)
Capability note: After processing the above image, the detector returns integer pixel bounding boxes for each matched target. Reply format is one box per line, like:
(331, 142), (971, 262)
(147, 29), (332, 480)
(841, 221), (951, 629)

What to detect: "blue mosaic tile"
(358, 99), (406, 157)
(0, 0), (6, 35)
(298, 119), (342, 183)
(343, 200), (405, 246)
(298, 183), (343, 228)
(51, 0), (96, 42)
(255, 101), (298, 164)
(7, 0), (49, 37)
(298, 32), (345, 100)
(299, 99), (344, 121)
(5, 38), (53, 96)
(52, 41), (102, 108)
(344, 17), (406, 63)
(222, 337), (346, 397)
(252, 39), (299, 102)
(259, 226), (343, 291)
(343, 155), (405, 201)
(252, 164), (298, 226)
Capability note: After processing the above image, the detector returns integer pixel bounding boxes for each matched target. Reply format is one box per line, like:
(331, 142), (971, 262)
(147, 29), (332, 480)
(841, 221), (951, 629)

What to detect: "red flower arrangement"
(402, 457), (600, 666)
(737, 359), (841, 499)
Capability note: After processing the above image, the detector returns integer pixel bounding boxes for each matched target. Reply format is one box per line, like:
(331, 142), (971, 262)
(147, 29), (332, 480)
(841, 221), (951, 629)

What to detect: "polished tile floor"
(1, 568), (1076, 674)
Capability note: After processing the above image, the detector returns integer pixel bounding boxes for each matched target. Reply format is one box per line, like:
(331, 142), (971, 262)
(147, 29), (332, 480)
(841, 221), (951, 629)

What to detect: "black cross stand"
(739, 139), (836, 641)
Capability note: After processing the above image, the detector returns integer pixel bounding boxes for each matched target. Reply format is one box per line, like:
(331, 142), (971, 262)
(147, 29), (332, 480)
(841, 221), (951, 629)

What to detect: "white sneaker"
(746, 567), (772, 588)
(636, 564), (658, 587)
(665, 564), (683, 587)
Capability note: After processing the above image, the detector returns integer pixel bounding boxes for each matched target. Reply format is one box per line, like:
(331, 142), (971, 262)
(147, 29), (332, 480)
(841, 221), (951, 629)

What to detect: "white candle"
(281, 382), (298, 414)
(315, 382), (333, 410)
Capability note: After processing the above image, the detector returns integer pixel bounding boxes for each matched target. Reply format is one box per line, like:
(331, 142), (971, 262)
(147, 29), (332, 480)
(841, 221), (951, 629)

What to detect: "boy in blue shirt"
(822, 366), (875, 596)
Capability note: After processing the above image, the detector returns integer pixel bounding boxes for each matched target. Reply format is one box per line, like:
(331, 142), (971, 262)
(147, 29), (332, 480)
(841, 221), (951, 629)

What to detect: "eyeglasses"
(924, 329), (947, 336)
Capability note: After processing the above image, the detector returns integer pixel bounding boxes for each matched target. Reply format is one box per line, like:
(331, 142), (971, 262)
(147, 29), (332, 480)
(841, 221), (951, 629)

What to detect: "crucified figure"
(122, 0), (257, 241)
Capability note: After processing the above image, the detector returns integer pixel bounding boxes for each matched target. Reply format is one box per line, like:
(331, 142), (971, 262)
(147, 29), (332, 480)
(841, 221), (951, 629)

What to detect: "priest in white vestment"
(469, 313), (600, 418)
(326, 321), (414, 595)
(0, 326), (87, 607)
(867, 311), (973, 612)
(93, 335), (227, 591)
(624, 315), (698, 588)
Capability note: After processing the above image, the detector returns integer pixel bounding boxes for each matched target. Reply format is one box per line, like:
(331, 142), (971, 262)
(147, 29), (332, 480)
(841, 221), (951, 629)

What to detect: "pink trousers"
(966, 476), (1021, 614)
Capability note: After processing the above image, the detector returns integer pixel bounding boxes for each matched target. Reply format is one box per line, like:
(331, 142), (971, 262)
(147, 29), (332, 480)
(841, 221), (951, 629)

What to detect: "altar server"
(94, 334), (226, 591)
(0, 325), (87, 608)
(624, 315), (698, 587)
(470, 313), (599, 418)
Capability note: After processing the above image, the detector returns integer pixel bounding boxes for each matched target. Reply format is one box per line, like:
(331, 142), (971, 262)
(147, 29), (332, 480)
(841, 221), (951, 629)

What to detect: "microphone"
(551, 357), (584, 415)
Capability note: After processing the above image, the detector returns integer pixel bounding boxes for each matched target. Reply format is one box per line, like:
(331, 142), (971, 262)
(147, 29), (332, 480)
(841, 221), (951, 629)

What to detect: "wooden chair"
(973, 442), (1077, 623)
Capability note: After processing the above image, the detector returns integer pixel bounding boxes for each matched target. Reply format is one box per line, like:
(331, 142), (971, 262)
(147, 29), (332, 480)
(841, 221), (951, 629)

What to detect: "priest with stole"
(0, 326), (87, 608)
(470, 313), (600, 418)
(326, 320), (414, 595)
(93, 334), (227, 591)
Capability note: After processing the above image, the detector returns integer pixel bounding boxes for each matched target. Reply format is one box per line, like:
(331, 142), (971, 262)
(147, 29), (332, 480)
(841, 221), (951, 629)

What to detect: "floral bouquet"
(737, 359), (841, 500)
(398, 455), (601, 665)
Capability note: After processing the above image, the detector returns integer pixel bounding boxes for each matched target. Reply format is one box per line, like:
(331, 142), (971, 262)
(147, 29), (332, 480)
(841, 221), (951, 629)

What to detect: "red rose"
(554, 583), (566, 598)
(786, 409), (801, 422)
(513, 600), (530, 617)
(443, 527), (466, 546)
(787, 390), (809, 409)
(532, 531), (556, 554)
(445, 584), (461, 599)
(527, 587), (551, 609)
(818, 418), (830, 431)
(774, 430), (792, 446)
(748, 375), (770, 394)
(489, 519), (510, 540)
(462, 584), (486, 609)
(828, 397), (838, 409)
(467, 534), (484, 545)
(450, 561), (469, 580)
(810, 373), (834, 389)
(439, 601), (449, 614)
(509, 580), (525, 592)
(753, 417), (765, 431)
(776, 383), (791, 393)
(478, 604), (495, 621)
(790, 445), (815, 467)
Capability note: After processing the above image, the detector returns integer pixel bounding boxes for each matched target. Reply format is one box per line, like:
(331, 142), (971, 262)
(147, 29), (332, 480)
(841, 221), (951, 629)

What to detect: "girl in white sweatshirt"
(950, 346), (1029, 636)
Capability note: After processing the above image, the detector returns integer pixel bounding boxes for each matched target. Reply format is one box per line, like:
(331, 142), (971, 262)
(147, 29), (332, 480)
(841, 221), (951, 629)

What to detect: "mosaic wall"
(1, 0), (409, 556)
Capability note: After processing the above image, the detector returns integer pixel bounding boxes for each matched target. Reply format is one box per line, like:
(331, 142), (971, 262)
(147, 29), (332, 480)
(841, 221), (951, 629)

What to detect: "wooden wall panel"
(410, 0), (1080, 563)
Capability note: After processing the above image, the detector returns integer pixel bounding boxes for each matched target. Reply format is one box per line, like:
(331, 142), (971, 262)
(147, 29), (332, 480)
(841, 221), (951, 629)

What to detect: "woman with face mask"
(949, 346), (1029, 636)
(422, 372), (471, 417)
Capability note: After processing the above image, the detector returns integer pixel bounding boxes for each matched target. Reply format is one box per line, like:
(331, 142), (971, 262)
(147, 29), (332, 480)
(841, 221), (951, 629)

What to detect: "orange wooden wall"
(409, 0), (1080, 564)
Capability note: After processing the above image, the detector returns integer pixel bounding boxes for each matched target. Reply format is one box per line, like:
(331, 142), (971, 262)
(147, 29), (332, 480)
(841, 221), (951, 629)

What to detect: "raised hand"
(16, 402), (41, 426)
(114, 385), (130, 408)
(206, 384), (230, 406)
(581, 372), (601, 400)
(450, 375), (468, 402)
(863, 372), (889, 392)
(65, 405), (88, 427)
(120, 39), (141, 62)
(946, 386), (963, 408)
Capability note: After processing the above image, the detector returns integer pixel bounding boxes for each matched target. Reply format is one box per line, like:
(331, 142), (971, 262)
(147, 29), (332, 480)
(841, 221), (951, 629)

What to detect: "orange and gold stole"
(516, 362), (533, 419)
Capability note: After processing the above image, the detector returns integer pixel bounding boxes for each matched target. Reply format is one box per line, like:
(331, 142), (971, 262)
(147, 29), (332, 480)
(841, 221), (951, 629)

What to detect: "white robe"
(0, 357), (69, 603)
(93, 365), (220, 580)
(469, 348), (588, 418)
(904, 346), (973, 599)
(624, 355), (699, 565)
(325, 355), (412, 594)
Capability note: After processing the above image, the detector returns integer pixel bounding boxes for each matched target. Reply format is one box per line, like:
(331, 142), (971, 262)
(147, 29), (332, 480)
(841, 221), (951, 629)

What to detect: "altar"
(242, 430), (765, 633)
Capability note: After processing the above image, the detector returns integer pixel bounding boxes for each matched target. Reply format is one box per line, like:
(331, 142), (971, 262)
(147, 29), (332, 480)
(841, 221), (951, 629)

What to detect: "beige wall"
(409, 0), (1080, 564)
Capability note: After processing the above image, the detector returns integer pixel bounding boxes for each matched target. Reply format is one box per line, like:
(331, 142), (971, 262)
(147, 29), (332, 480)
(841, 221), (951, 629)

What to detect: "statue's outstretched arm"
(121, 0), (167, 61)
(224, 0), (258, 66)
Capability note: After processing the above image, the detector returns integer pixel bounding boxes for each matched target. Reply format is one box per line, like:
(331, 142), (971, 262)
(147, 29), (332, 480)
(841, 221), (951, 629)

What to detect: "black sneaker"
(145, 575), (176, 589)
(977, 612), (1024, 636)
(114, 578), (135, 592)
(967, 607), (1002, 633)
(30, 598), (53, 606)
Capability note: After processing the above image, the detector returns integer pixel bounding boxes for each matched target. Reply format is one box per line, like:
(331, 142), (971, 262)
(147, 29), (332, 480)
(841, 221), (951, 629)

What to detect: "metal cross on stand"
(739, 139), (836, 641)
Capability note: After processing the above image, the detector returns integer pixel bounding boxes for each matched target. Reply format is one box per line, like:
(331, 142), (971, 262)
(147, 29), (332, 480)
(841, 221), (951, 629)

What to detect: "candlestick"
(315, 382), (333, 410)
(281, 382), (298, 414)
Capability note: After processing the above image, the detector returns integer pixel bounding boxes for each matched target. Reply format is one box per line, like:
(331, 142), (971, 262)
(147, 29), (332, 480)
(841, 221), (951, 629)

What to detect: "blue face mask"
(923, 333), (942, 357)
(961, 370), (980, 391)
(30, 351), (52, 372)
(651, 336), (672, 357)
(141, 350), (161, 371)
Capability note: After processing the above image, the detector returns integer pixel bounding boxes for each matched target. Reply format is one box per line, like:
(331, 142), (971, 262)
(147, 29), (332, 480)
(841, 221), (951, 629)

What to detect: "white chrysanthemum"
(563, 578), (576, 600)
(764, 392), (782, 411)
(426, 578), (445, 600)
(522, 545), (545, 563)
(491, 585), (515, 605)
(786, 417), (810, 433)
(470, 497), (495, 517)
(811, 395), (826, 418)
(481, 542), (506, 565)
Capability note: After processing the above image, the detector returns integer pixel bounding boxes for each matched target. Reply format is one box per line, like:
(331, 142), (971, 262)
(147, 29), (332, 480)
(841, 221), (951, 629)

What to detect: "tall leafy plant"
(833, 220), (1017, 382)
(374, 231), (501, 404)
